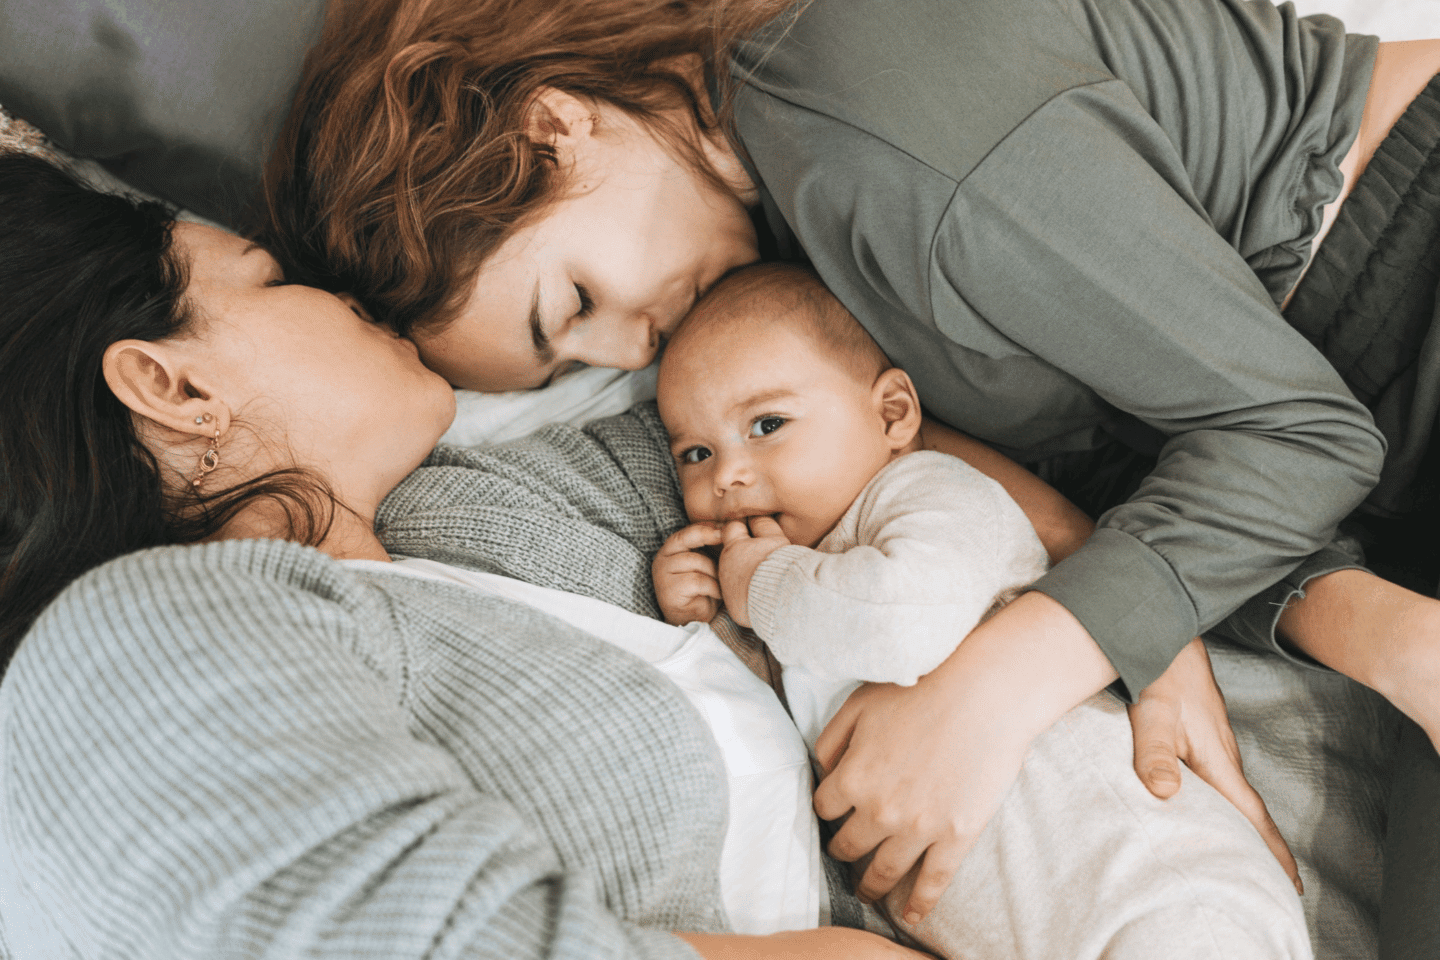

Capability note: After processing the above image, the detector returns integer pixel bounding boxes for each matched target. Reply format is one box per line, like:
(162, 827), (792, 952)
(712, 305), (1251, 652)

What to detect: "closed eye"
(749, 416), (786, 438)
(679, 446), (712, 465)
(575, 283), (595, 318)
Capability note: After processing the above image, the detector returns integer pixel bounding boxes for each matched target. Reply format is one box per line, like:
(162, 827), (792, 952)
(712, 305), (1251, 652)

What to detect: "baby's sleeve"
(746, 451), (1049, 685)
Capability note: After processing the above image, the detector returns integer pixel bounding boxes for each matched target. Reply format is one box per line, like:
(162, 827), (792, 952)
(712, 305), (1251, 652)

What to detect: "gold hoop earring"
(191, 425), (221, 489)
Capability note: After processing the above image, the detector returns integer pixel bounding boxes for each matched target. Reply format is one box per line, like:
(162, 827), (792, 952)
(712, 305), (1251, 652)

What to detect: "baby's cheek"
(778, 515), (813, 548)
(681, 485), (714, 524)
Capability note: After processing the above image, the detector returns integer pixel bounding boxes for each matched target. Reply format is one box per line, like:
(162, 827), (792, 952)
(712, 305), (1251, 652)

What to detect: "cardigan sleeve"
(377, 402), (687, 619)
(0, 540), (699, 960)
(932, 82), (1385, 697)
(746, 453), (1050, 686)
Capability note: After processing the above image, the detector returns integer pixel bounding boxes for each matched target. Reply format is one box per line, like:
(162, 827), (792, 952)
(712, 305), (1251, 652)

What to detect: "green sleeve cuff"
(1028, 528), (1198, 702)
(1207, 539), (1367, 671)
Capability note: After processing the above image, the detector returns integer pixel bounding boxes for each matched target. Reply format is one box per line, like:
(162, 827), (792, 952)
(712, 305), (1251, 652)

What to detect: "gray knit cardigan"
(0, 404), (723, 959)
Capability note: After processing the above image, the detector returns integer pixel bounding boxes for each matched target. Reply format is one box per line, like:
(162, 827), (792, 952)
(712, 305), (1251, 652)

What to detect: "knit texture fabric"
(746, 451), (1049, 687)
(378, 405), (689, 618)
(0, 404), (718, 959)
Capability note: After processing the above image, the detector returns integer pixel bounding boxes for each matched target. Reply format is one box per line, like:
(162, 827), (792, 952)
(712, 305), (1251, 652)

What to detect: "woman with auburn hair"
(264, 0), (1440, 955)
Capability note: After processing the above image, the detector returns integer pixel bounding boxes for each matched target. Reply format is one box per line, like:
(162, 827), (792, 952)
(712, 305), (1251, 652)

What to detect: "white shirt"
(344, 556), (822, 935)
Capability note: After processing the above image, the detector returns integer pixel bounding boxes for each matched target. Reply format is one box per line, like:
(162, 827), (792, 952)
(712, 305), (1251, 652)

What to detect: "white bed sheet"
(1288, 0), (1438, 40)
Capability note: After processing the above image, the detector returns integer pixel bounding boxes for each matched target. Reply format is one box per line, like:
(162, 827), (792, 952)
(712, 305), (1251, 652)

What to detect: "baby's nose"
(713, 452), (753, 491)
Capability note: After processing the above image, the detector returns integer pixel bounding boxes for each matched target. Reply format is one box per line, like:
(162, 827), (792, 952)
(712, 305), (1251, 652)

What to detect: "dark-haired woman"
(263, 0), (1440, 953)
(0, 151), (941, 958)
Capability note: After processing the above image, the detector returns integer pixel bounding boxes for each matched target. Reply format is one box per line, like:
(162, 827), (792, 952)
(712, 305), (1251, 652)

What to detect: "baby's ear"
(874, 367), (923, 451)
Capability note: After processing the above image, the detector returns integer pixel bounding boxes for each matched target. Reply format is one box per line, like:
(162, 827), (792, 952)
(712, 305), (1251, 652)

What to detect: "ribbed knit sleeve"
(0, 539), (710, 960)
(378, 402), (688, 619)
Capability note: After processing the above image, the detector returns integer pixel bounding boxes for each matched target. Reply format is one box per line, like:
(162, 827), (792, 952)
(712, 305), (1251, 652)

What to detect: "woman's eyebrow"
(528, 281), (557, 365)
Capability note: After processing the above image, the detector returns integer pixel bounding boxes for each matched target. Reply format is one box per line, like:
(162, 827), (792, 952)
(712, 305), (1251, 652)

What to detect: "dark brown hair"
(0, 153), (334, 667)
(261, 0), (797, 337)
(678, 262), (891, 382)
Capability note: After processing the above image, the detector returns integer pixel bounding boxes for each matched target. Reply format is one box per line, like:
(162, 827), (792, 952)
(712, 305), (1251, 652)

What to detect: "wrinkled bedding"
(1210, 641), (1398, 958)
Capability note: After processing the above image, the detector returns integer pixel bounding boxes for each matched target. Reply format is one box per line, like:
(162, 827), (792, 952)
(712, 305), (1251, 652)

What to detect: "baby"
(652, 263), (1311, 960)
(652, 262), (1049, 745)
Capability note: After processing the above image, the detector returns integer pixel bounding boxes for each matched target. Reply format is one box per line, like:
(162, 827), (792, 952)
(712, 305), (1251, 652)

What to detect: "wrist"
(1278, 567), (1440, 703)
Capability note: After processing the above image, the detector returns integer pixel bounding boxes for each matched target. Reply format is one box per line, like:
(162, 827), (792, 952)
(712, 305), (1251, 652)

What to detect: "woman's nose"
(578, 312), (659, 371)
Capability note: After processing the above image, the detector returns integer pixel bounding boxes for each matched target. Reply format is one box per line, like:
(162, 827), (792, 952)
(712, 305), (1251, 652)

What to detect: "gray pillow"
(0, 0), (326, 226)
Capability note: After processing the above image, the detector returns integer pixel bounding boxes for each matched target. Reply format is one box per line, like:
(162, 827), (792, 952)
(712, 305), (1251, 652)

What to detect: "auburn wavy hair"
(262, 0), (797, 337)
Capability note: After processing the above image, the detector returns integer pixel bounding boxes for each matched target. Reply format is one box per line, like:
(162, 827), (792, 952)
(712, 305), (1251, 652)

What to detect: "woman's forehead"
(172, 222), (264, 283)
(469, 230), (544, 324)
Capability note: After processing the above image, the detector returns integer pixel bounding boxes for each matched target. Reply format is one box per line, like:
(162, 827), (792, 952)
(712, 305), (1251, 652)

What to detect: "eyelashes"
(680, 446), (712, 464)
(749, 415), (786, 437)
(675, 416), (788, 465)
(575, 283), (595, 318)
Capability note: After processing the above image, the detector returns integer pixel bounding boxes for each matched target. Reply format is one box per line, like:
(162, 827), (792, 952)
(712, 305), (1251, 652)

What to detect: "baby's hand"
(653, 523), (725, 625)
(719, 515), (790, 627)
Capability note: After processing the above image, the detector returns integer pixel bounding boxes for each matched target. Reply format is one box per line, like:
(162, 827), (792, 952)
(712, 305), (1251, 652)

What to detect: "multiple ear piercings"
(190, 412), (221, 489)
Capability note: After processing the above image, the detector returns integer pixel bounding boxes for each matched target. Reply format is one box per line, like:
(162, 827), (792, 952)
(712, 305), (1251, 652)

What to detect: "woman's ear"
(874, 367), (923, 452)
(102, 339), (226, 438)
(525, 87), (598, 148)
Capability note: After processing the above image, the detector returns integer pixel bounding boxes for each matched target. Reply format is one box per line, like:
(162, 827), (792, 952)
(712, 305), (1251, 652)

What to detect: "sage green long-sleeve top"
(731, 0), (1387, 696)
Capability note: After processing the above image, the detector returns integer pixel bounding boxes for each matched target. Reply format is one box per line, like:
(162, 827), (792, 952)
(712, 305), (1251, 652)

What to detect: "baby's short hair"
(680, 263), (890, 382)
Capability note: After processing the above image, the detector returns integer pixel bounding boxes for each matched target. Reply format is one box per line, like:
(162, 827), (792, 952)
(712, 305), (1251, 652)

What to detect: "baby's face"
(657, 318), (896, 548)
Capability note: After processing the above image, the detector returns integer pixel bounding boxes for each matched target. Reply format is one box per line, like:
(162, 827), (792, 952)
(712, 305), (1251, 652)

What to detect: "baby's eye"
(680, 446), (712, 464)
(749, 416), (786, 438)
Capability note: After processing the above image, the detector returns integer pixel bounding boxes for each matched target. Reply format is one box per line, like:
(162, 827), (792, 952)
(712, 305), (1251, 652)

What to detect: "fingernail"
(1294, 877), (1305, 896)
(904, 911), (922, 925)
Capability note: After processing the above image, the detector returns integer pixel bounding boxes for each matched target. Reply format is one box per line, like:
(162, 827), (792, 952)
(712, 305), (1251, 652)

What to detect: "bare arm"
(677, 929), (932, 959)
(919, 416), (1094, 561)
(835, 418), (1300, 914)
